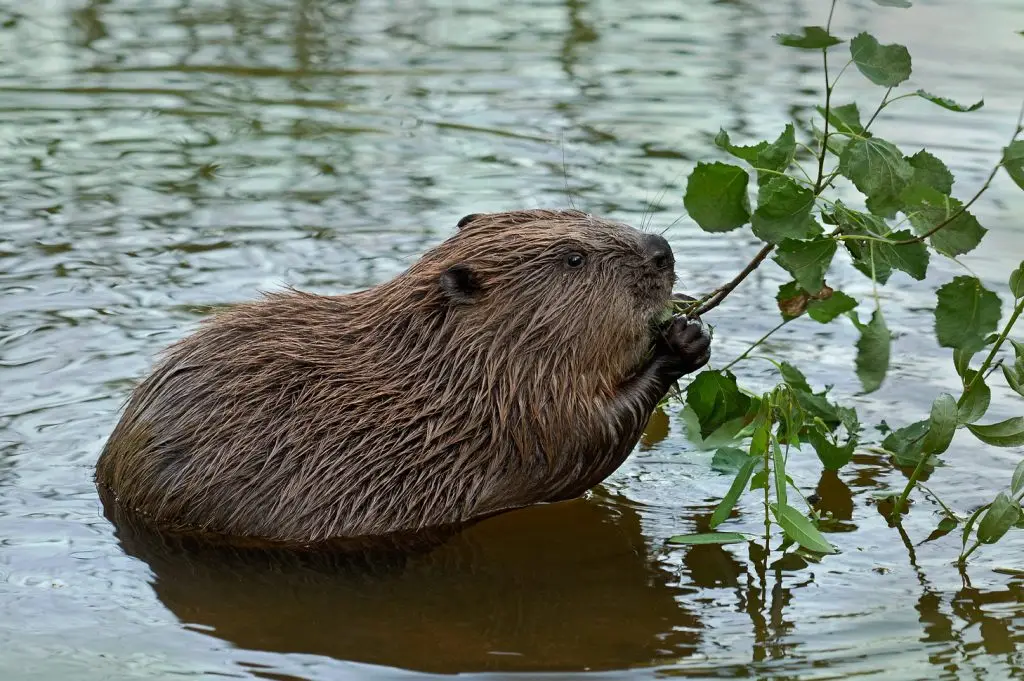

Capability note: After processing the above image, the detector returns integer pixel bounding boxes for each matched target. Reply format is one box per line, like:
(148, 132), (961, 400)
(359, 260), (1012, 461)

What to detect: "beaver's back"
(96, 290), (487, 542)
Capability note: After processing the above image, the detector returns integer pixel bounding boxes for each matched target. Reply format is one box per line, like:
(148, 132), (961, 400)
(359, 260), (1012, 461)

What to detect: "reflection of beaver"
(96, 209), (711, 544)
(102, 486), (710, 673)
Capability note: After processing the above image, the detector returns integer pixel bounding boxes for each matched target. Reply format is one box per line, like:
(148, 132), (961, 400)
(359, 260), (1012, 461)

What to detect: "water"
(1, 0), (1023, 679)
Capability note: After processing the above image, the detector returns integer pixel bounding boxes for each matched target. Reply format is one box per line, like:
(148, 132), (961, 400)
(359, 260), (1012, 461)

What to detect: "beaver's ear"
(439, 264), (481, 304)
(457, 213), (483, 229)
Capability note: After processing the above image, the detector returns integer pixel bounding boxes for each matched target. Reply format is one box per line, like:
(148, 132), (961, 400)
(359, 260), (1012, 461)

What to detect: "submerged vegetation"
(664, 0), (1024, 567)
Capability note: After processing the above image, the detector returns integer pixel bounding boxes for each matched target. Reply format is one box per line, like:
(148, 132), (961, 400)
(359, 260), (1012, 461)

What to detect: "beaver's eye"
(565, 252), (586, 269)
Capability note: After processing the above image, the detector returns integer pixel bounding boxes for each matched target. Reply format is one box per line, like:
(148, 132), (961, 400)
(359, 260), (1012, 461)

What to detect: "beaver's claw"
(658, 315), (711, 376)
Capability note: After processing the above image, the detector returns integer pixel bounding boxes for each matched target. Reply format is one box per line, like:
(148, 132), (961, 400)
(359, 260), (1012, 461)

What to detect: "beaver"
(95, 209), (711, 545)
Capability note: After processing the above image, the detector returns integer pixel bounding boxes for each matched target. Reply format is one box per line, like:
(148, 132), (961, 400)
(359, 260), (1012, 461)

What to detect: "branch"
(892, 161), (1001, 245)
(689, 2), (839, 318)
(863, 86), (893, 131)
(813, 0), (838, 195)
(693, 243), (776, 316)
(895, 99), (1023, 246)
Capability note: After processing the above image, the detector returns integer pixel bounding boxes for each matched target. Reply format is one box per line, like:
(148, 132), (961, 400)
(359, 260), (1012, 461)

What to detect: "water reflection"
(103, 486), (707, 673)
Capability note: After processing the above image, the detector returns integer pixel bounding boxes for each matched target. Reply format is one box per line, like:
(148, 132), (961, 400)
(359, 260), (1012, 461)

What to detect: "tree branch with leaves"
(664, 0), (1024, 564)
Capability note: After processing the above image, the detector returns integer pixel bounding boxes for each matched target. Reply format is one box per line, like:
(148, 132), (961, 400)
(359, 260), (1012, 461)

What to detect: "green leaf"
(773, 386), (804, 446)
(666, 532), (748, 546)
(1002, 140), (1024, 191)
(907, 150), (954, 195)
(710, 456), (761, 528)
(966, 417), (1024, 448)
(851, 308), (891, 394)
(779, 362), (812, 393)
(1001, 363), (1024, 399)
(914, 90), (984, 113)
(714, 129), (767, 165)
(924, 515), (959, 543)
(774, 26), (843, 49)
(750, 468), (769, 491)
(835, 214), (930, 281)
(751, 177), (819, 243)
(885, 232), (930, 280)
(684, 162), (751, 233)
(754, 125), (797, 186)
(770, 503), (838, 554)
(1002, 342), (1024, 399)
(808, 290), (858, 323)
(773, 237), (837, 293)
(881, 419), (929, 467)
(833, 205), (894, 283)
(816, 102), (865, 136)
(839, 137), (914, 210)
(679, 405), (749, 450)
(1011, 459), (1024, 498)
(953, 334), (997, 377)
(922, 393), (957, 455)
(685, 370), (753, 438)
(1010, 261), (1024, 299)
(773, 440), (788, 507)
(976, 492), (1022, 544)
(805, 427), (856, 470)
(711, 446), (750, 474)
(902, 185), (987, 257)
(800, 391), (860, 435)
(849, 32), (912, 87)
(958, 371), (991, 425)
(934, 276), (1002, 351)
(961, 503), (989, 553)
(748, 401), (772, 457)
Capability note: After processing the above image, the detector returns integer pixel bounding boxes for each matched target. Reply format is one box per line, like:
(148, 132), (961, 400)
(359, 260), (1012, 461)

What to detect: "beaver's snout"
(641, 233), (675, 272)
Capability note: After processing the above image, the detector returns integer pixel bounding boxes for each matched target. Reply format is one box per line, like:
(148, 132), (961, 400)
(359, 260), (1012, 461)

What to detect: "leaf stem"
(692, 243), (776, 316)
(959, 540), (982, 565)
(965, 295), (1024, 394)
(864, 87), (894, 130)
(893, 295), (1024, 521)
(896, 101), (1023, 246)
(813, 4), (837, 195)
(893, 161), (1003, 245)
(891, 451), (933, 520)
(764, 435), (773, 546)
(721, 319), (792, 371)
(916, 482), (958, 521)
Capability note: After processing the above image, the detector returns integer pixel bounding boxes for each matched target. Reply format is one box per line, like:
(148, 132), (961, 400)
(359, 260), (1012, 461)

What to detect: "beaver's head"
(403, 208), (679, 380)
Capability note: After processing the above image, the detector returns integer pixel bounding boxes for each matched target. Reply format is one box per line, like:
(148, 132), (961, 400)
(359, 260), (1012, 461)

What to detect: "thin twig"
(863, 87), (893, 131)
(893, 162), (1002, 244)
(813, 0), (838, 195)
(896, 99), (1023, 246)
(693, 243), (776, 316)
(721, 319), (792, 371)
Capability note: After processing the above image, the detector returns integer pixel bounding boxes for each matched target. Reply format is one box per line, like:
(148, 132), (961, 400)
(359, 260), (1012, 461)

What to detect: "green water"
(1, 0), (1023, 679)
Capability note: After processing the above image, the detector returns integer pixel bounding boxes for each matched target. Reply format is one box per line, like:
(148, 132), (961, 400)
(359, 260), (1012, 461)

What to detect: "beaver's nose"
(643, 233), (675, 270)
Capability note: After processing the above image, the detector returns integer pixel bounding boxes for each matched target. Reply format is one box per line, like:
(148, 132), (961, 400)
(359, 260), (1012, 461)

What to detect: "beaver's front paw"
(658, 315), (712, 376)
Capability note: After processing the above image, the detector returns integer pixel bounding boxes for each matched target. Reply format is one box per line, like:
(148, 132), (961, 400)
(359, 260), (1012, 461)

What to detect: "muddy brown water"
(1, 0), (1023, 679)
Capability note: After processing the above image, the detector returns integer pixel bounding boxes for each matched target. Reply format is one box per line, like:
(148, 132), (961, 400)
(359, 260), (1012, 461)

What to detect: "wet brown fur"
(96, 209), (710, 545)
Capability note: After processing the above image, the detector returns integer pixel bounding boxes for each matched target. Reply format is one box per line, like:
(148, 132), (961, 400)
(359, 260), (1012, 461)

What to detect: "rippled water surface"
(2, 0), (1024, 679)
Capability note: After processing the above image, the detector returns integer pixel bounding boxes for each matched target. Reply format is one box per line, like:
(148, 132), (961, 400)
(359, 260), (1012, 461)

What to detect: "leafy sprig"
(666, 0), (1024, 564)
